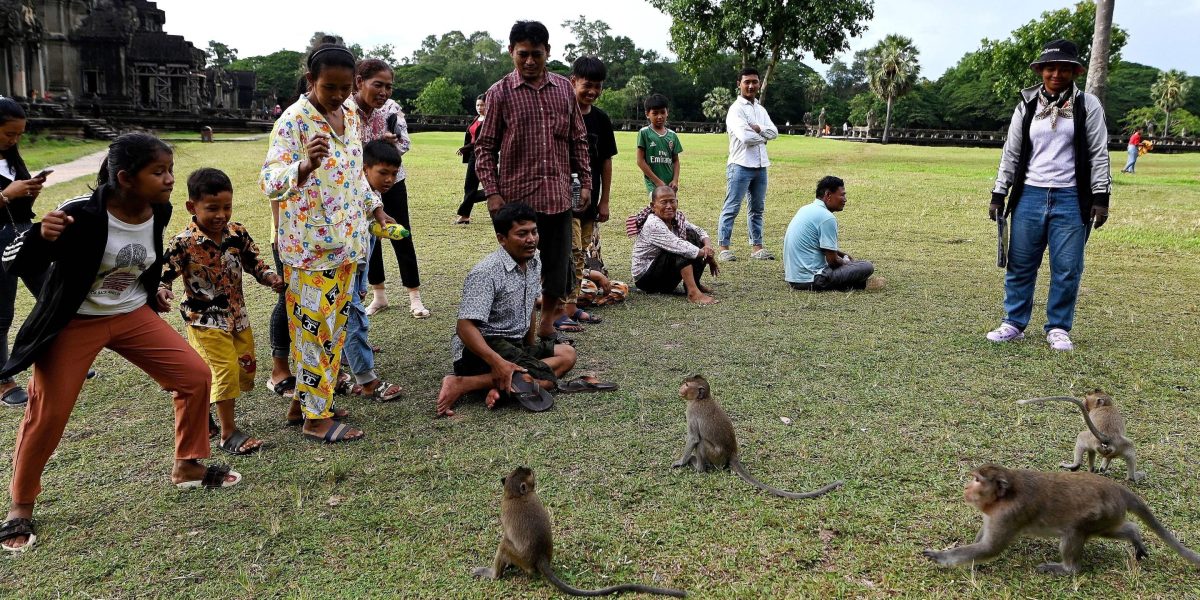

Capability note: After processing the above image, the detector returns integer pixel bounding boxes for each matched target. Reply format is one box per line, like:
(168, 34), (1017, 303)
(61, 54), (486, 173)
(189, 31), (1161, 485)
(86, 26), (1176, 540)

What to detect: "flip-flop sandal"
(553, 315), (585, 332)
(540, 331), (575, 347)
(334, 373), (356, 396)
(285, 404), (348, 426)
(509, 377), (554, 412)
(410, 306), (431, 319)
(0, 386), (28, 408)
(556, 376), (619, 394)
(304, 422), (364, 444)
(572, 309), (603, 324)
(218, 429), (263, 456)
(360, 380), (404, 402)
(265, 376), (296, 397)
(176, 463), (242, 490)
(0, 518), (36, 553)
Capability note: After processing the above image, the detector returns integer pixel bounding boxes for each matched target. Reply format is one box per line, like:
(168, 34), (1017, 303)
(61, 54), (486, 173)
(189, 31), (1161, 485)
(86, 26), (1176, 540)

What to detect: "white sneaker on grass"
(718, 249), (737, 262)
(1046, 328), (1074, 351)
(986, 323), (1024, 343)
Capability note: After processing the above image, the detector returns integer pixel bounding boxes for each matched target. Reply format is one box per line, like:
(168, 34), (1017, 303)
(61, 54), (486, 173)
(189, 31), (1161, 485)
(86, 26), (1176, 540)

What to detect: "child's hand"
(39, 210), (74, 242)
(267, 273), (287, 293)
(154, 288), (174, 312)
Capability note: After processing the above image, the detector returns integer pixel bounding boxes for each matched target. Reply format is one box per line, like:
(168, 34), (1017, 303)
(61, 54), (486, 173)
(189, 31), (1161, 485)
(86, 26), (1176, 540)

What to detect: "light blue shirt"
(783, 200), (838, 284)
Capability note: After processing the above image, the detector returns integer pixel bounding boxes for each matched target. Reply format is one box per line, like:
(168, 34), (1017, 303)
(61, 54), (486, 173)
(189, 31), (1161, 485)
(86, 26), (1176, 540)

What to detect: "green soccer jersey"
(637, 126), (683, 192)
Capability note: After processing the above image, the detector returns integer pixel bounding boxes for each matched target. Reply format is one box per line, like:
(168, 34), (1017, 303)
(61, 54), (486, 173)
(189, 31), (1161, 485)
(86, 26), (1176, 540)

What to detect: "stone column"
(11, 46), (27, 99)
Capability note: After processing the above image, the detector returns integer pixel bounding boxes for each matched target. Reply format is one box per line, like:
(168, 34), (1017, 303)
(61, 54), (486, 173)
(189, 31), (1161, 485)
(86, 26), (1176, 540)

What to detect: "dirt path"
(42, 149), (108, 188)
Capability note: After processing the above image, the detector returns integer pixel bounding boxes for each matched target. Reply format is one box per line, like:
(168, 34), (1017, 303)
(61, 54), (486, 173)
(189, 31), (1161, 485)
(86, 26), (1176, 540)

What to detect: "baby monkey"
(673, 375), (843, 499)
(923, 464), (1200, 575)
(1019, 389), (1145, 482)
(473, 466), (686, 598)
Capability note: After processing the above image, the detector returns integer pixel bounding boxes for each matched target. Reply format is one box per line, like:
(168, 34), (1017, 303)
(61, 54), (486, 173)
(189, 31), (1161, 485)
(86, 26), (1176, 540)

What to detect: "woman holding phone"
(0, 97), (50, 408)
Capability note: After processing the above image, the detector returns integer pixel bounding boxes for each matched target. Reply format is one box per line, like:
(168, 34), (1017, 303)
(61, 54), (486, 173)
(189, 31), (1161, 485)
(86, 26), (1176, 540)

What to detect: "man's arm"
(636, 147), (665, 187)
(727, 105), (767, 145)
(598, 158), (613, 222)
(758, 106), (779, 141)
(671, 153), (681, 190)
(568, 96), (592, 194)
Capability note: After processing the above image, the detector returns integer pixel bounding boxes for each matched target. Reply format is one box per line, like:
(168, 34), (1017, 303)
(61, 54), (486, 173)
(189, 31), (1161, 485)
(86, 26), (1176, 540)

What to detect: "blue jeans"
(342, 241), (376, 385)
(1002, 185), (1089, 333)
(1123, 144), (1138, 173)
(718, 164), (768, 247)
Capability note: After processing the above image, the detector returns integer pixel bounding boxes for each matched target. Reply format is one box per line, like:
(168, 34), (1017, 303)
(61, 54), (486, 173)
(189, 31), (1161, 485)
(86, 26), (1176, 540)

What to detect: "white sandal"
(410, 305), (431, 319)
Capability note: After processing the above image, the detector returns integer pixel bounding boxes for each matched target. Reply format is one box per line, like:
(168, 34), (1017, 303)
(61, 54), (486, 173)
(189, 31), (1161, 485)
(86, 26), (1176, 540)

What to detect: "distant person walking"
(455, 94), (487, 225)
(986, 39), (1111, 352)
(1121, 127), (1142, 173)
(717, 67), (778, 262)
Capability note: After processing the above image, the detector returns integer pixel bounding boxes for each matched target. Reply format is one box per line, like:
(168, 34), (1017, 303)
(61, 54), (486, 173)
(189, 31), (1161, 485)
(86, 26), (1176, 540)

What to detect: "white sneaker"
(718, 250), (737, 262)
(1046, 328), (1074, 351)
(986, 323), (1024, 343)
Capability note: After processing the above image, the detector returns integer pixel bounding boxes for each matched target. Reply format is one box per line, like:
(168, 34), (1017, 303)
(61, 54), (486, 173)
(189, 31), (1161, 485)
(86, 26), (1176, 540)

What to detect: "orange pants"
(9, 305), (212, 504)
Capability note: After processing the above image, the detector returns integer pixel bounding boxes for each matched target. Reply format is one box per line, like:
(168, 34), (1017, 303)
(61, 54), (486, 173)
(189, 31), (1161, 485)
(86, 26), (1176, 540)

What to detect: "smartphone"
(34, 169), (54, 180)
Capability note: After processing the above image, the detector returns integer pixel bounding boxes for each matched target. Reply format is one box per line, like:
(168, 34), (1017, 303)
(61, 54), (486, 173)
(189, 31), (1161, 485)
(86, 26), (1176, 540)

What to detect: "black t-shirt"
(578, 106), (618, 221)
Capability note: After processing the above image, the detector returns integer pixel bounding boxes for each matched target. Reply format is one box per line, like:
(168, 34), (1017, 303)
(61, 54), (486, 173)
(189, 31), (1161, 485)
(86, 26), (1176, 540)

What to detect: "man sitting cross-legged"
(437, 203), (577, 417)
(784, 175), (886, 292)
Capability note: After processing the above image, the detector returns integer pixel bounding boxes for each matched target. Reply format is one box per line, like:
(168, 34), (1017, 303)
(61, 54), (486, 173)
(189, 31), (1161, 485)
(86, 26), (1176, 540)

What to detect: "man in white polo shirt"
(717, 67), (778, 262)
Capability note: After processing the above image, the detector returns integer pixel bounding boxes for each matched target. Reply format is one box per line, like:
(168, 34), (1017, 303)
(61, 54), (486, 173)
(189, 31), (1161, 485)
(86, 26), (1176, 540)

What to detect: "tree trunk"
(1085, 0), (1115, 102)
(761, 54), (778, 102)
(883, 96), (894, 144)
(1164, 109), (1171, 137)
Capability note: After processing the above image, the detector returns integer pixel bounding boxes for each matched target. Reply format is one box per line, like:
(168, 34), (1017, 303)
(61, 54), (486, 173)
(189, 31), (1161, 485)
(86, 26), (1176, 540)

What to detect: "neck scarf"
(626, 205), (690, 239)
(1035, 86), (1074, 130)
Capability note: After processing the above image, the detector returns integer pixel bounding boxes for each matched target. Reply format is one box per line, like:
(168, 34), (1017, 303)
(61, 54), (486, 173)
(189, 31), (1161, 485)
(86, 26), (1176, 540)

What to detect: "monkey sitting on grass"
(673, 375), (843, 500)
(472, 466), (686, 597)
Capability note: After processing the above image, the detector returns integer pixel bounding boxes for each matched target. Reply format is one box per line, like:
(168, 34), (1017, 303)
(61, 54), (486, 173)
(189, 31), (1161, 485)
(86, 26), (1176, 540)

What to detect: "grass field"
(17, 137), (109, 170)
(1, 132), (1198, 598)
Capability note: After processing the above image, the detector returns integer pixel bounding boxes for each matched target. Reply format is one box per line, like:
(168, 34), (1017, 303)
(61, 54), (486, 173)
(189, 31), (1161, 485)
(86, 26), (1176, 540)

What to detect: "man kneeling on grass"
(783, 175), (886, 292)
(437, 204), (616, 417)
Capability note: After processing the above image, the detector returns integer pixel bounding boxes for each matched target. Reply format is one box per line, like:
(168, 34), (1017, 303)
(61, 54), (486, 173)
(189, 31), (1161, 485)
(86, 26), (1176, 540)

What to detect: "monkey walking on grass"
(672, 375), (843, 500)
(1019, 389), (1146, 482)
(472, 466), (687, 598)
(923, 464), (1200, 575)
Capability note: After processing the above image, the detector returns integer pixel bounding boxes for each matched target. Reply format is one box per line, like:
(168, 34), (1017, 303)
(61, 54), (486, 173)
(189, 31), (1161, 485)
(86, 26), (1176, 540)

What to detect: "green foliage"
(409, 31), (511, 112)
(648, 0), (873, 96)
(594, 88), (632, 119)
(413, 77), (464, 115)
(228, 50), (304, 101)
(976, 1), (1128, 102)
(1124, 107), (1200, 137)
(1105, 61), (1159, 125)
(934, 53), (1010, 130)
(865, 34), (921, 140)
(561, 17), (660, 89)
(761, 60), (822, 125)
(702, 87), (734, 121)
(205, 41), (238, 69)
(1152, 70), (1192, 136)
(364, 44), (398, 67)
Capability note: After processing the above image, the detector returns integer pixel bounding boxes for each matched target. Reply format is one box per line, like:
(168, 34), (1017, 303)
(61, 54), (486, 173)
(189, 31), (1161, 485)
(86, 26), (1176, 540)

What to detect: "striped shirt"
(474, 70), (591, 214)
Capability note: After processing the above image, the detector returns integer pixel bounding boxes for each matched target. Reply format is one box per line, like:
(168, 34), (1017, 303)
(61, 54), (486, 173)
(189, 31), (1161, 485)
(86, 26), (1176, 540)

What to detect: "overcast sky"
(154, 0), (1199, 78)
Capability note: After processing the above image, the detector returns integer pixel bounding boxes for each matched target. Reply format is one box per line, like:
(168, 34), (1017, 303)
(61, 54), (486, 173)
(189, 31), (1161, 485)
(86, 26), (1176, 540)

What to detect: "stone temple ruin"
(1, 0), (261, 137)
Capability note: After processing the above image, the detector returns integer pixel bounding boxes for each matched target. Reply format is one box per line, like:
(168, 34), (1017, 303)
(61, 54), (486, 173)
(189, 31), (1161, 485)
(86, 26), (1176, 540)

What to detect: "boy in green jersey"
(636, 94), (683, 195)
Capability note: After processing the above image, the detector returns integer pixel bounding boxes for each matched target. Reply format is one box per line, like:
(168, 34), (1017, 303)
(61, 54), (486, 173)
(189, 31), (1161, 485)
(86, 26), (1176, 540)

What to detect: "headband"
(307, 46), (355, 69)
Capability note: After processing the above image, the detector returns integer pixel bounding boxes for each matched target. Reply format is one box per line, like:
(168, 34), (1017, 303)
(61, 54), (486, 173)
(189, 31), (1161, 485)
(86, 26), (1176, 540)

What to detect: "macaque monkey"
(923, 464), (1200, 575)
(473, 466), (686, 598)
(673, 375), (843, 499)
(1019, 389), (1145, 482)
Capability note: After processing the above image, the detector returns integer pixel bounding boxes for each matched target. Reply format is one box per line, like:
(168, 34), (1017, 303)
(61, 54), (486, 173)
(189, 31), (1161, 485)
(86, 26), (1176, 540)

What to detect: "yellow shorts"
(185, 325), (257, 403)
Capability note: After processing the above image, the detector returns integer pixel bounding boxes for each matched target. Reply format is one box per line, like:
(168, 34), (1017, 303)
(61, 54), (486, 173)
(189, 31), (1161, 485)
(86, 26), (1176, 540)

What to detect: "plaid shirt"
(161, 220), (275, 332)
(474, 70), (591, 214)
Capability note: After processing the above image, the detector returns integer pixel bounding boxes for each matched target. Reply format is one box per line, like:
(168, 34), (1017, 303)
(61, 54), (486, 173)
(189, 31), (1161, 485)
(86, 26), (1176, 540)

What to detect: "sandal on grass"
(208, 413), (220, 439)
(553, 315), (585, 332)
(0, 518), (36, 553)
(334, 372), (356, 396)
(176, 463), (242, 490)
(410, 305), (431, 319)
(556, 376), (619, 394)
(540, 331), (575, 347)
(304, 422), (364, 444)
(265, 376), (296, 397)
(572, 309), (603, 324)
(360, 380), (404, 402)
(218, 429), (263, 456)
(285, 404), (348, 427)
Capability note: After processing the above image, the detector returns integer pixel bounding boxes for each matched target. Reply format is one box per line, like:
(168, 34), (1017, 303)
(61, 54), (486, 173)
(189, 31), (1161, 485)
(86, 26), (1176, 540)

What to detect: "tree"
(364, 44), (398, 67)
(649, 0), (873, 99)
(409, 31), (510, 112)
(595, 88), (632, 119)
(562, 16), (610, 61)
(702, 87), (734, 121)
(977, 1), (1128, 102)
(205, 41), (238, 69)
(414, 77), (464, 115)
(1084, 0), (1115, 102)
(228, 50), (304, 103)
(626, 74), (653, 118)
(561, 17), (659, 88)
(865, 35), (920, 143)
(1151, 70), (1192, 136)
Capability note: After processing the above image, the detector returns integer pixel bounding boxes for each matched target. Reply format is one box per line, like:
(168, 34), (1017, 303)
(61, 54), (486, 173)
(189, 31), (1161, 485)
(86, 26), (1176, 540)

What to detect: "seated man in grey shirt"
(436, 203), (577, 417)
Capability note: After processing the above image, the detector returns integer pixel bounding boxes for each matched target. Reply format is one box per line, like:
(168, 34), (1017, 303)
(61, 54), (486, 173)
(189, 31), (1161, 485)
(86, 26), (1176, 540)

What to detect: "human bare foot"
(1, 503), (34, 551)
(697, 282), (714, 294)
(302, 418), (363, 441)
(287, 399), (348, 422)
(687, 292), (718, 305)
(484, 388), (501, 409)
(437, 375), (465, 416)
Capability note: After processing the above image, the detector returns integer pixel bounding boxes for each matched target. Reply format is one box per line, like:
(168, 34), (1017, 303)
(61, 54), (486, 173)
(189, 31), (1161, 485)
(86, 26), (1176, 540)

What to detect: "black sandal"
(176, 463), (242, 489)
(265, 376), (296, 397)
(218, 429), (262, 456)
(0, 517), (36, 552)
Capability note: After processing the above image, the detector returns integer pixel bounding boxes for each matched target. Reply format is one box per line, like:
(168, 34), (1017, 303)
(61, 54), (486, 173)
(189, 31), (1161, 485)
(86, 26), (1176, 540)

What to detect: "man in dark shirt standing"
(475, 20), (592, 343)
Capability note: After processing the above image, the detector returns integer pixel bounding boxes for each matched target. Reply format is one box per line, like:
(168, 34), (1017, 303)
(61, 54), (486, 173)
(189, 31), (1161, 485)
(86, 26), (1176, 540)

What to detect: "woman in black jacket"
(0, 98), (49, 408)
(986, 39), (1111, 352)
(454, 94), (488, 225)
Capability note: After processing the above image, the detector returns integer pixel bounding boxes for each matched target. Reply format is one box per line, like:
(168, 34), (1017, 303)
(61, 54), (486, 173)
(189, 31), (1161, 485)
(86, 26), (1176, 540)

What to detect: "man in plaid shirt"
(475, 20), (592, 343)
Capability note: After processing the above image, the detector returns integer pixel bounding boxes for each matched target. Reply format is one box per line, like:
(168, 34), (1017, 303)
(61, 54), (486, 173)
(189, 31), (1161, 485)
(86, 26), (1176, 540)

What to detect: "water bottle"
(570, 173), (582, 210)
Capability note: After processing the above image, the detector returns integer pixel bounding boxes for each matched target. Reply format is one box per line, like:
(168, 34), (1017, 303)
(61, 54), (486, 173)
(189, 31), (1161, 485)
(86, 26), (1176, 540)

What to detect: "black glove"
(988, 192), (1005, 221)
(1091, 205), (1109, 229)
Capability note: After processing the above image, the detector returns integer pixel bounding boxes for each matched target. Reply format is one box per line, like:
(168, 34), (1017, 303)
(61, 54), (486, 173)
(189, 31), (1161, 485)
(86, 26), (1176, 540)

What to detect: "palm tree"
(865, 35), (920, 144)
(625, 75), (652, 119)
(1151, 70), (1191, 137)
(1085, 0), (1115, 102)
(702, 87), (734, 122)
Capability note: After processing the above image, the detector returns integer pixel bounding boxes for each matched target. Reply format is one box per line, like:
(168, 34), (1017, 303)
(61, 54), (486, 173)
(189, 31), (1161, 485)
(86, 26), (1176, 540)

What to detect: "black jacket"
(0, 186), (172, 378)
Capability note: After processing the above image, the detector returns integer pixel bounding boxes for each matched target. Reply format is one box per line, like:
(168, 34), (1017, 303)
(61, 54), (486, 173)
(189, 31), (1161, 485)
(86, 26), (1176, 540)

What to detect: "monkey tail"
(537, 557), (687, 597)
(730, 458), (844, 500)
(1018, 396), (1112, 446)
(1126, 491), (1200, 568)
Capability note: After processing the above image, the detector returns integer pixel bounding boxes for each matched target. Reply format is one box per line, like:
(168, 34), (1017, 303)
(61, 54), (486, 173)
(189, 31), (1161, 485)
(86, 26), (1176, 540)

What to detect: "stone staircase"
(80, 118), (119, 140)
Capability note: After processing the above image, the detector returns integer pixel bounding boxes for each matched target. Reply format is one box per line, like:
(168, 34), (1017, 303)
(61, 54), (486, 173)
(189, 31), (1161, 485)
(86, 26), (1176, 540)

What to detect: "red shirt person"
(474, 20), (591, 342)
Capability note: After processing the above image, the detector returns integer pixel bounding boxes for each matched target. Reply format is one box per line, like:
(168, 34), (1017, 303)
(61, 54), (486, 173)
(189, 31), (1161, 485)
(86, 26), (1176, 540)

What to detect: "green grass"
(2, 134), (1199, 598)
(16, 137), (109, 170)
